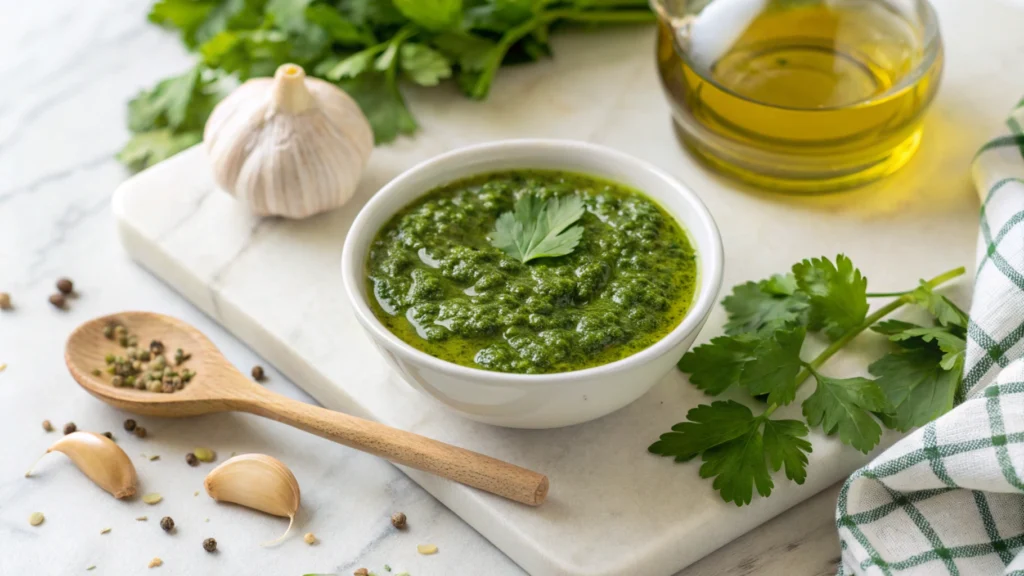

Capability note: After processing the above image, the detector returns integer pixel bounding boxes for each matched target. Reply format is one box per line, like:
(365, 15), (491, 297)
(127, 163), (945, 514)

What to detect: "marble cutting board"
(111, 1), (1024, 573)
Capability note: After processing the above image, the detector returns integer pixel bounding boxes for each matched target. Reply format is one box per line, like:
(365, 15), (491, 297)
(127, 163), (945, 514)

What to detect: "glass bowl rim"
(649, 0), (944, 112)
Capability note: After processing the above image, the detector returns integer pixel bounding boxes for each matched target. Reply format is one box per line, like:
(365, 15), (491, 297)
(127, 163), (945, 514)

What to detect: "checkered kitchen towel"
(837, 103), (1024, 575)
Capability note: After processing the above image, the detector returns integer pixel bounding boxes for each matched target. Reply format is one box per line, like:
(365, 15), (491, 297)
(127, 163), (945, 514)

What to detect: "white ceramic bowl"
(341, 140), (723, 429)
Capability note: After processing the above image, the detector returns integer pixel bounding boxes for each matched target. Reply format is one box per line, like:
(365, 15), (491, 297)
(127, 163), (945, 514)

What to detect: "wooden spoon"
(65, 312), (548, 506)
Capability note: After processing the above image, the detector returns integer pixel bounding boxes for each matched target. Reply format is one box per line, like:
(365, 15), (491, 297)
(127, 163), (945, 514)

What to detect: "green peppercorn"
(139, 350), (151, 362)
(105, 366), (116, 375)
(103, 325), (115, 340)
(118, 336), (129, 347)
(105, 354), (115, 365)
(125, 375), (136, 387)
(135, 378), (147, 390)
(91, 369), (101, 377)
(111, 376), (123, 387)
(150, 340), (164, 355)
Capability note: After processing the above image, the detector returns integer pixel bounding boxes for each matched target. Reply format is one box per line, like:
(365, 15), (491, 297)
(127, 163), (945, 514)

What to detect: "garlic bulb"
(204, 63), (373, 219)
(204, 454), (300, 546)
(26, 432), (137, 499)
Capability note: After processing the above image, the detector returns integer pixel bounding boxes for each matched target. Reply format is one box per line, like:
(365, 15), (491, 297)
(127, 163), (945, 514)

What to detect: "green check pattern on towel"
(837, 104), (1024, 575)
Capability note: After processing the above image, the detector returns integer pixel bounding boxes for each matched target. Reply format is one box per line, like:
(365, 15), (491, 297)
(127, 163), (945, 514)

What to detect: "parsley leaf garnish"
(802, 372), (887, 453)
(793, 255), (868, 340)
(869, 347), (962, 431)
(867, 319), (967, 431)
(661, 256), (968, 505)
(870, 319), (920, 336)
(722, 275), (810, 335)
(700, 426), (773, 506)
(490, 194), (585, 263)
(677, 334), (759, 395)
(648, 401), (757, 462)
(741, 327), (806, 406)
(762, 418), (812, 484)
(889, 326), (966, 370)
(873, 319), (967, 370)
(676, 327), (805, 404)
(649, 401), (811, 505)
(906, 283), (969, 328)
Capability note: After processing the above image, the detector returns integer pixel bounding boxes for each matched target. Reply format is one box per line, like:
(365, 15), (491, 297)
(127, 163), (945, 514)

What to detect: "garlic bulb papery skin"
(204, 63), (374, 219)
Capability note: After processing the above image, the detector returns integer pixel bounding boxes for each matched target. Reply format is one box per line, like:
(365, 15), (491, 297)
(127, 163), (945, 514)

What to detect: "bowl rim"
(340, 138), (724, 386)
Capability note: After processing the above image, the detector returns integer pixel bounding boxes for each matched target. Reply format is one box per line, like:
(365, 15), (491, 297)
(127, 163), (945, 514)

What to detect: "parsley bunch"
(119, 0), (654, 170)
(649, 255), (967, 506)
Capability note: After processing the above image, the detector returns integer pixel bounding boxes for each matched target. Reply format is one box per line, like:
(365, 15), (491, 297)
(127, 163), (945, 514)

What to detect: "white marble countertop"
(1, 0), (1018, 574)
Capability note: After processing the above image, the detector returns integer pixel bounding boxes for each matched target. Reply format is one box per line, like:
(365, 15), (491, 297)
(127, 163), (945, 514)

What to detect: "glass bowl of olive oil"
(652, 0), (943, 192)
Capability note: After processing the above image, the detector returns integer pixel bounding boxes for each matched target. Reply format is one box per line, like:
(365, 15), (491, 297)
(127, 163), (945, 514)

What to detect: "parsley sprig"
(120, 0), (655, 170)
(490, 194), (585, 263)
(650, 256), (967, 506)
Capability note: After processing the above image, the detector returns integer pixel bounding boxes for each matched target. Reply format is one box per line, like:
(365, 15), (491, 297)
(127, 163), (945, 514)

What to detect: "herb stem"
(471, 8), (655, 98)
(866, 291), (910, 298)
(383, 25), (416, 117)
(762, 266), (965, 418)
(472, 18), (543, 99)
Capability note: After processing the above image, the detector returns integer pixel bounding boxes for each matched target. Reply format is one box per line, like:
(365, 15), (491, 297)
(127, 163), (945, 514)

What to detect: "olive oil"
(656, 0), (943, 192)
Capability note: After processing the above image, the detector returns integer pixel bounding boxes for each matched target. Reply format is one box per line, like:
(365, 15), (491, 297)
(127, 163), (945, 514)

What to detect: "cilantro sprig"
(650, 256), (967, 505)
(490, 194), (585, 263)
(122, 0), (656, 170)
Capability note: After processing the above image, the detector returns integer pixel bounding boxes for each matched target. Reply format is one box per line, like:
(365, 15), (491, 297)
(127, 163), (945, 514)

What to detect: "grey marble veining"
(0, 1), (521, 574)
(4, 0), (1024, 574)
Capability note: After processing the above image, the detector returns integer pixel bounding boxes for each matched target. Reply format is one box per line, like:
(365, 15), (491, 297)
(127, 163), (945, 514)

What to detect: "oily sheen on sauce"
(366, 170), (698, 374)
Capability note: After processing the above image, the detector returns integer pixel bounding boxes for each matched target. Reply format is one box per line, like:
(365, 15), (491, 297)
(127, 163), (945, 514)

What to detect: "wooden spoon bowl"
(67, 312), (240, 416)
(66, 312), (548, 506)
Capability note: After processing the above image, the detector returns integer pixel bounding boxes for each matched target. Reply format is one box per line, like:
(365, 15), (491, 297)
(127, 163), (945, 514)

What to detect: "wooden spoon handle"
(237, 392), (548, 506)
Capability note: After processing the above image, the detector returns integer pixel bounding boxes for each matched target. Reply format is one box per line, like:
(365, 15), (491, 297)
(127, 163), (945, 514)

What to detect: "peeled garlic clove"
(27, 431), (137, 499)
(204, 454), (300, 546)
(204, 63), (373, 219)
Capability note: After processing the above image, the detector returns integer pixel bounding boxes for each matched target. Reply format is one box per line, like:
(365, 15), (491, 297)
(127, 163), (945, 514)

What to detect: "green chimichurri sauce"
(365, 170), (698, 374)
